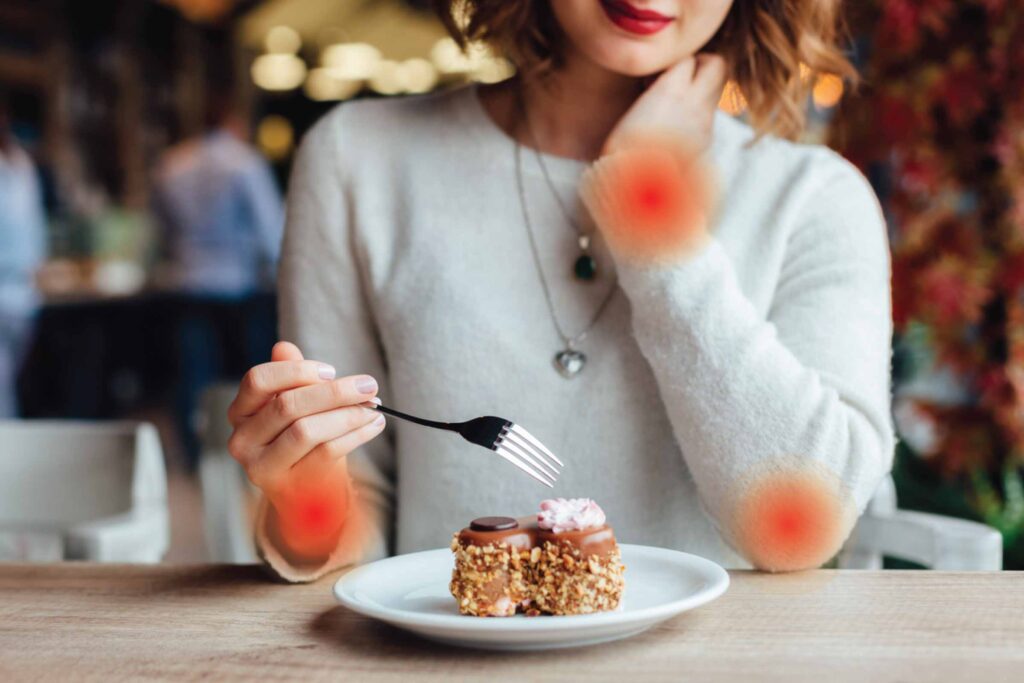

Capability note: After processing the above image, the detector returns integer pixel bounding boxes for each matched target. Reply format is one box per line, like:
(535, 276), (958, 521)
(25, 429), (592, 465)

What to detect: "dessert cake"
(449, 498), (625, 617)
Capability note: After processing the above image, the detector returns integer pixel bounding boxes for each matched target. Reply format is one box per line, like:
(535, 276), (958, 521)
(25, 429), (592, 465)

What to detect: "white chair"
(839, 475), (1003, 570)
(197, 384), (258, 563)
(0, 420), (170, 563)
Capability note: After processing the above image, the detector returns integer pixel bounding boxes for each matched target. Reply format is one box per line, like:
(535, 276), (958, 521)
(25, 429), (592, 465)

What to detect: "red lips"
(600, 0), (675, 35)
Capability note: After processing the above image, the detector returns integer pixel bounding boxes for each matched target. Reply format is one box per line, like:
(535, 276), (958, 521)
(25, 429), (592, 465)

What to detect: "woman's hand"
(227, 341), (386, 559)
(581, 54), (725, 265)
(603, 53), (727, 157)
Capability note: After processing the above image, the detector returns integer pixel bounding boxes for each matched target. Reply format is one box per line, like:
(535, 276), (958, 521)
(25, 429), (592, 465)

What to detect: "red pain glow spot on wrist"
(582, 134), (714, 263)
(273, 468), (353, 554)
(279, 489), (346, 539)
(732, 465), (855, 572)
(268, 455), (374, 561)
(296, 495), (337, 533)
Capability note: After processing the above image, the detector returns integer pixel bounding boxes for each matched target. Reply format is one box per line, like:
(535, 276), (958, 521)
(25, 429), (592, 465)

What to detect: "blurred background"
(1, 0), (1022, 568)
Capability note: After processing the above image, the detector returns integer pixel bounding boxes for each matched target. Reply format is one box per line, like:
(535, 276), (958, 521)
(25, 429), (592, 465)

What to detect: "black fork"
(370, 403), (563, 487)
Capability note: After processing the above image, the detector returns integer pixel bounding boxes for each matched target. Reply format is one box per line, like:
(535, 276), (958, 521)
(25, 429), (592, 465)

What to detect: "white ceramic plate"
(333, 543), (729, 651)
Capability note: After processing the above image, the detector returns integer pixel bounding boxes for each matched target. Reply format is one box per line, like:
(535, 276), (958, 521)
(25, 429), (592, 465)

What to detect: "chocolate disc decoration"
(470, 516), (519, 532)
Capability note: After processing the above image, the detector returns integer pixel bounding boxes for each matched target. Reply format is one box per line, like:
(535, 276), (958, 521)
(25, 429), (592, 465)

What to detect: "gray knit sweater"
(258, 84), (895, 581)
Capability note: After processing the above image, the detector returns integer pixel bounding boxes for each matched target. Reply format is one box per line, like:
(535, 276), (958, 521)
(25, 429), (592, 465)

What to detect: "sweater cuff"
(614, 236), (732, 313)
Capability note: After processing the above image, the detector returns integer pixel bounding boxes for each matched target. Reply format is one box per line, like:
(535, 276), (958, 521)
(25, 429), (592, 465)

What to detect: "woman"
(227, 0), (894, 581)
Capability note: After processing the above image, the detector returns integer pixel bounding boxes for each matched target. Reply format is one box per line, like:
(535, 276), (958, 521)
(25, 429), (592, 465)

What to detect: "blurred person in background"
(152, 87), (283, 299)
(0, 88), (47, 419)
(152, 87), (284, 468)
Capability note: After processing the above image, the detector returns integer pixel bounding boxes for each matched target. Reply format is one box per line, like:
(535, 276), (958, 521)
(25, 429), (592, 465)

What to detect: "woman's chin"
(591, 50), (689, 78)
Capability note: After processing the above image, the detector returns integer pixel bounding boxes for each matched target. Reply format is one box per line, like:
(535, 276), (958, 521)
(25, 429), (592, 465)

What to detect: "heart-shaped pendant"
(554, 349), (586, 378)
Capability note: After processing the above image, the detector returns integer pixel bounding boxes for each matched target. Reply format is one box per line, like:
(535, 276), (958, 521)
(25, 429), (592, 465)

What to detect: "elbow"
(727, 400), (895, 572)
(728, 459), (858, 572)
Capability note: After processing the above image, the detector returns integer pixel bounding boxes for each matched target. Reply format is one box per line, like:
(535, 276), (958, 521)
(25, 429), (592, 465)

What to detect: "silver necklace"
(516, 88), (598, 282)
(513, 139), (618, 378)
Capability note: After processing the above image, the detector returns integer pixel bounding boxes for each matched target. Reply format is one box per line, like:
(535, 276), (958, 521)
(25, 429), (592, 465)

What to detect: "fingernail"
(372, 413), (386, 427)
(355, 375), (378, 394)
(318, 364), (336, 380)
(368, 396), (382, 405)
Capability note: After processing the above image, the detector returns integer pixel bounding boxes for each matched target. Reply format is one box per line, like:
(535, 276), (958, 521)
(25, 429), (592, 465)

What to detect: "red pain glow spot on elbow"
(732, 466), (854, 572)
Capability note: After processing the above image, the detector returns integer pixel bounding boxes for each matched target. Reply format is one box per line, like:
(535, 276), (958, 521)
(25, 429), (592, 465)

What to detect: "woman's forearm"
(582, 144), (896, 571)
(620, 237), (893, 568)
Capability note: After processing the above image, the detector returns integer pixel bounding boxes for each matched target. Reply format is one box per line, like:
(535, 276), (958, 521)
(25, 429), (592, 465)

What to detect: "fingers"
(248, 405), (385, 488)
(242, 373), (381, 447)
(652, 54), (725, 101)
(694, 52), (726, 77)
(228, 358), (338, 424)
(655, 56), (697, 93)
(694, 53), (727, 103)
(298, 414), (389, 475)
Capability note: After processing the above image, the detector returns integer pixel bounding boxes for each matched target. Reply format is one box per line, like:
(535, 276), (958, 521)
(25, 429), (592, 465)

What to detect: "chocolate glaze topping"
(458, 515), (617, 558)
(470, 516), (518, 532)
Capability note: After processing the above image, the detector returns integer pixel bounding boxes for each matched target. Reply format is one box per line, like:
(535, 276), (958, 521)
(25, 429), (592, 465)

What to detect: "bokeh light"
(256, 115), (294, 160)
(719, 80), (747, 115)
(813, 73), (845, 109)
(264, 25), (301, 55)
(304, 68), (362, 101)
(321, 42), (382, 81)
(472, 57), (515, 84)
(398, 58), (439, 94)
(251, 53), (307, 91)
(368, 59), (403, 95)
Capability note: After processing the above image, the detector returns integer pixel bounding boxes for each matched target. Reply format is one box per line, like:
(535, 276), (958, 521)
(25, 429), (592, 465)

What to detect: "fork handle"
(370, 403), (460, 432)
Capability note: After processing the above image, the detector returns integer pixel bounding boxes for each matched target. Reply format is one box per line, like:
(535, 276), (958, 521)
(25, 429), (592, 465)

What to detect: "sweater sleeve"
(589, 151), (896, 571)
(256, 109), (396, 582)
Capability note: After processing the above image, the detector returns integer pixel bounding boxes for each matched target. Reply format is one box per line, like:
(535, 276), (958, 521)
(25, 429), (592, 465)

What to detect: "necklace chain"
(517, 89), (591, 245)
(513, 139), (618, 349)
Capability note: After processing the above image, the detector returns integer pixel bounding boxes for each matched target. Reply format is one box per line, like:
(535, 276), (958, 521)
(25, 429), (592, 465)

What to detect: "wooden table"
(1, 565), (1021, 682)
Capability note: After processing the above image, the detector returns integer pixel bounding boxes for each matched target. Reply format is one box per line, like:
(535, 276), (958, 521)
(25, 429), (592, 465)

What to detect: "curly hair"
(432, 0), (858, 140)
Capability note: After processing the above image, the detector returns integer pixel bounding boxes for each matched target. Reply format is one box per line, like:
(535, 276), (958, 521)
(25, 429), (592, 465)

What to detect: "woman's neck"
(481, 48), (644, 162)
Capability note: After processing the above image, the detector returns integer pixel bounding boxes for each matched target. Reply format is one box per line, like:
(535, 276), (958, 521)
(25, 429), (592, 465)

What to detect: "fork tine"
(499, 432), (560, 479)
(501, 430), (560, 479)
(508, 424), (564, 467)
(494, 446), (555, 487)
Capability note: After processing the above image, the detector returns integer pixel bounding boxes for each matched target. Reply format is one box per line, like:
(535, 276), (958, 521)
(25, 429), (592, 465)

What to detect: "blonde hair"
(432, 0), (858, 140)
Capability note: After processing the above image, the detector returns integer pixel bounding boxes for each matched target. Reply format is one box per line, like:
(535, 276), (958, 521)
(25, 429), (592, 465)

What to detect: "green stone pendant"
(574, 253), (597, 281)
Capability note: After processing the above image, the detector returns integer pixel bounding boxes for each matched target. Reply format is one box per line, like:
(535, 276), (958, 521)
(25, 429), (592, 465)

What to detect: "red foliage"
(831, 1), (1024, 481)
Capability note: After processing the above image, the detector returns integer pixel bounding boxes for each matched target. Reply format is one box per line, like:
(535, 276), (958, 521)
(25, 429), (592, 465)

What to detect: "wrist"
(582, 134), (715, 266)
(267, 472), (352, 562)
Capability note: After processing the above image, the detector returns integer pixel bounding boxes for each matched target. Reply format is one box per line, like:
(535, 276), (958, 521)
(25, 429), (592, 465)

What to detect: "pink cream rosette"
(537, 498), (606, 533)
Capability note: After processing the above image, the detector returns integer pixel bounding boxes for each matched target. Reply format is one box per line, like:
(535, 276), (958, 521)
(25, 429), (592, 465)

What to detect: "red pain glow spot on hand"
(581, 134), (714, 264)
(732, 466), (855, 572)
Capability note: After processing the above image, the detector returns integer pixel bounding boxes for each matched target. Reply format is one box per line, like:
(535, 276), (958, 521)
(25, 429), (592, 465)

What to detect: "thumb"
(271, 340), (305, 363)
